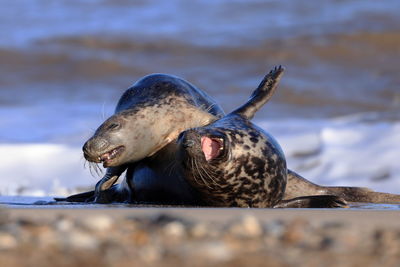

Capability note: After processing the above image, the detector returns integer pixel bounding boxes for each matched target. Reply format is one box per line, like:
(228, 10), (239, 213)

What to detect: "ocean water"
(0, 0), (399, 197)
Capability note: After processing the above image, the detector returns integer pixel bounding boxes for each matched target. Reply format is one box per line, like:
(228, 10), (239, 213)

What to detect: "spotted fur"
(178, 66), (287, 207)
(178, 115), (287, 207)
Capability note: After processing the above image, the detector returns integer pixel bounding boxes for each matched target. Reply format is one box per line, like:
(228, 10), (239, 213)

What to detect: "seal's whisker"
(166, 160), (178, 177)
(101, 101), (108, 120)
(199, 164), (220, 187)
(205, 103), (217, 114)
(194, 158), (212, 189)
(87, 162), (103, 178)
(202, 163), (219, 175)
(88, 162), (95, 177)
(191, 158), (202, 187)
(94, 163), (104, 177)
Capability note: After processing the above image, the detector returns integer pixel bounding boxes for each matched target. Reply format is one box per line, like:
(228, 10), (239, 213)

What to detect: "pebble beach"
(1, 204), (400, 267)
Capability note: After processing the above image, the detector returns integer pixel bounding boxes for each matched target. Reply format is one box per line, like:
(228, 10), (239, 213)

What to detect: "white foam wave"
(257, 114), (400, 194)
(0, 144), (96, 196)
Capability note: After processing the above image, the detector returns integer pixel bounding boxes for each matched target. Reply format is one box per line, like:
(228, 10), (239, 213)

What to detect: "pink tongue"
(201, 137), (221, 161)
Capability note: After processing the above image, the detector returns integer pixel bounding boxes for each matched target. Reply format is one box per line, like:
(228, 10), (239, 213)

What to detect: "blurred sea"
(0, 0), (399, 196)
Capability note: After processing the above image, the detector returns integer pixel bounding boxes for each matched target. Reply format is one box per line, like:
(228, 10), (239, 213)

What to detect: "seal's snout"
(82, 138), (109, 162)
(177, 131), (197, 149)
(83, 137), (126, 167)
(183, 139), (195, 148)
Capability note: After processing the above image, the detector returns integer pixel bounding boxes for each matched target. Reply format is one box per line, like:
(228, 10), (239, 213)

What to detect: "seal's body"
(59, 69), (400, 207)
(72, 74), (224, 204)
(178, 67), (348, 208)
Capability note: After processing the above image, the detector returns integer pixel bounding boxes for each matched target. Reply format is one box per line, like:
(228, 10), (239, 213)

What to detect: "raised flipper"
(231, 65), (284, 120)
(285, 169), (400, 204)
(274, 195), (348, 208)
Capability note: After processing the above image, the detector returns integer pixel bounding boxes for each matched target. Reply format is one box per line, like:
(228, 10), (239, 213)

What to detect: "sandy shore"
(1, 199), (400, 267)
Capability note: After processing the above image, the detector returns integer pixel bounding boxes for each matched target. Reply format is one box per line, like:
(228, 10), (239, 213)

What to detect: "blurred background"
(0, 0), (399, 196)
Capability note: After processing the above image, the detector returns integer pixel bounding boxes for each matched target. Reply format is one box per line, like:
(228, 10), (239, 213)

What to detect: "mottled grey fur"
(178, 66), (347, 208)
(61, 74), (224, 204)
(58, 68), (400, 207)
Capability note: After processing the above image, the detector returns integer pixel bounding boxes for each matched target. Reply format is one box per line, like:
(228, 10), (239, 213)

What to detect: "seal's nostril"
(184, 140), (195, 148)
(82, 138), (109, 155)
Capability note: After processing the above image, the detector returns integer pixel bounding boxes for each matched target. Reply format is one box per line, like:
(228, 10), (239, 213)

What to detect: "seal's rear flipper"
(54, 190), (95, 203)
(274, 195), (348, 208)
(285, 169), (400, 204)
(325, 187), (400, 204)
(231, 66), (284, 120)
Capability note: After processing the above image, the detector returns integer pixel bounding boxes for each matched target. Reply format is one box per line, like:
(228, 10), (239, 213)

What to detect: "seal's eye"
(107, 123), (120, 131)
(201, 136), (225, 161)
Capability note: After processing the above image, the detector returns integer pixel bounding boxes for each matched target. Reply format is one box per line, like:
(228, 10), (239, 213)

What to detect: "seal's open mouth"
(201, 137), (224, 161)
(98, 146), (125, 167)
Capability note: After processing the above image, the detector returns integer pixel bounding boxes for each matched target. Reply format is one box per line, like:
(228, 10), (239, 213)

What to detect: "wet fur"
(68, 74), (224, 204)
(178, 114), (287, 207)
(178, 66), (400, 208)
(60, 69), (400, 207)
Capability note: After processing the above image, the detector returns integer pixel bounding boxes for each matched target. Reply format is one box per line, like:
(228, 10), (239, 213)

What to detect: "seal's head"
(178, 127), (229, 186)
(83, 113), (129, 168)
(83, 100), (218, 168)
(177, 115), (287, 207)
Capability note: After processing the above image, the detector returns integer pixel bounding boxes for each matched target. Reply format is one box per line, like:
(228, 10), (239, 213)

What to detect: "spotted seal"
(58, 73), (224, 204)
(178, 67), (400, 207)
(177, 66), (349, 208)
(58, 69), (400, 206)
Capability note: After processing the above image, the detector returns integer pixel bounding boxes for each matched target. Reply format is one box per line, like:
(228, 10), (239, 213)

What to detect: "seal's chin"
(201, 137), (223, 161)
(98, 145), (125, 167)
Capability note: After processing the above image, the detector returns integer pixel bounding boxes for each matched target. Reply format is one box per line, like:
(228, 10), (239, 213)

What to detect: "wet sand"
(1, 199), (400, 267)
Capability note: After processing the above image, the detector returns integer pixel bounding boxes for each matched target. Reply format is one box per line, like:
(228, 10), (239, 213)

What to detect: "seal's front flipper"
(274, 195), (348, 208)
(54, 185), (130, 204)
(54, 190), (95, 202)
(93, 165), (128, 203)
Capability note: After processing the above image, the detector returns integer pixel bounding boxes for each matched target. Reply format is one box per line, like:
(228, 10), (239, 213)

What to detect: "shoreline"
(4, 205), (400, 227)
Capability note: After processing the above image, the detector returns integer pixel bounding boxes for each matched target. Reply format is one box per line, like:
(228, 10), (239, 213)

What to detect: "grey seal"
(59, 73), (224, 204)
(177, 66), (347, 208)
(58, 69), (400, 206)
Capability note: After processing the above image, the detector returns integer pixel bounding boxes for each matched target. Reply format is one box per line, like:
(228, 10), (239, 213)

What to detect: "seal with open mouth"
(177, 66), (348, 208)
(58, 68), (400, 206)
(177, 66), (400, 207)
(60, 73), (224, 204)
